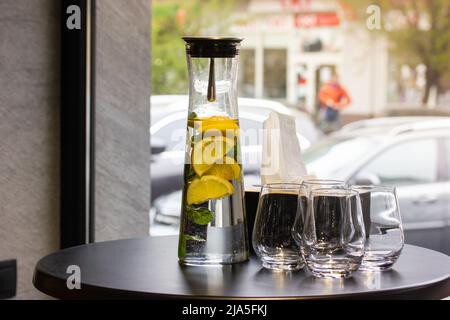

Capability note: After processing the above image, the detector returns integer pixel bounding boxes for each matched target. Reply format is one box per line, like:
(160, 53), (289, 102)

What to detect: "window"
(239, 49), (255, 97)
(263, 49), (287, 99)
(152, 117), (186, 152)
(357, 139), (439, 185)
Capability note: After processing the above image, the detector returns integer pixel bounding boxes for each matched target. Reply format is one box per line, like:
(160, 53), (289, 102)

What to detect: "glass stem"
(207, 58), (216, 102)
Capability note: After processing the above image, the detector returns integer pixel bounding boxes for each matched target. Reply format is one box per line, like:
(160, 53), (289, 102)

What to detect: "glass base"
(259, 255), (304, 272)
(359, 255), (399, 272)
(306, 260), (360, 278)
(310, 269), (352, 279)
(262, 261), (303, 272)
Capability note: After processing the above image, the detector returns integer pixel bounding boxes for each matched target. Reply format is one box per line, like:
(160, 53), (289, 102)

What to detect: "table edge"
(32, 238), (450, 300)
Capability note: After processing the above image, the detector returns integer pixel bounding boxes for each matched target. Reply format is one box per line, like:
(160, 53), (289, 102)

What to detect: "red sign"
(281, 0), (312, 10)
(294, 12), (340, 28)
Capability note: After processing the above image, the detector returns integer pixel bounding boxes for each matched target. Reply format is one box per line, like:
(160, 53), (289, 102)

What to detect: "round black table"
(33, 236), (450, 300)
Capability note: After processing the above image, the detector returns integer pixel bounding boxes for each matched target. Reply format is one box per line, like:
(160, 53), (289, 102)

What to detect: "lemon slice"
(191, 163), (212, 177)
(205, 156), (241, 180)
(197, 116), (239, 133)
(187, 175), (234, 205)
(192, 136), (235, 176)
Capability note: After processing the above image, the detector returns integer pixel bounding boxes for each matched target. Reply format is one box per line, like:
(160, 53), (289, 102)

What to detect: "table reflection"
(179, 263), (247, 296)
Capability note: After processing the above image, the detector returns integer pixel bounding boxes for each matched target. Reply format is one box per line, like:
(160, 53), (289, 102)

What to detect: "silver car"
(305, 117), (450, 254)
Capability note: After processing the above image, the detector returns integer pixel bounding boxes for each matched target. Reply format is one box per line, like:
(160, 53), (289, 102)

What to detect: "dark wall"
(0, 0), (60, 298)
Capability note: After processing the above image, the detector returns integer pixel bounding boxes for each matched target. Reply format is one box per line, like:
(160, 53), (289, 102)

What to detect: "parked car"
(305, 117), (450, 255)
(149, 96), (321, 235)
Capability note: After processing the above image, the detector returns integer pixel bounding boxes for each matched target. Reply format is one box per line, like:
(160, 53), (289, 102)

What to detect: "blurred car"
(305, 117), (450, 255)
(150, 95), (321, 235)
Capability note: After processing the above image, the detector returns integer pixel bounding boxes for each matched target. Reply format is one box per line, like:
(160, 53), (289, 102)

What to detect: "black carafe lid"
(183, 37), (243, 58)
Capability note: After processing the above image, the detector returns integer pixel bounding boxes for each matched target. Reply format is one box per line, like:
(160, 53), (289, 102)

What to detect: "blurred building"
(231, 0), (388, 120)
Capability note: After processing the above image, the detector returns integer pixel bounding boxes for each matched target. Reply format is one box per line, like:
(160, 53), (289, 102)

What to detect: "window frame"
(60, 0), (96, 248)
(263, 48), (288, 99)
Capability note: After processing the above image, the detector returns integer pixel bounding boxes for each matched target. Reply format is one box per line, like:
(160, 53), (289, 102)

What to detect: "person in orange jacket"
(318, 72), (351, 132)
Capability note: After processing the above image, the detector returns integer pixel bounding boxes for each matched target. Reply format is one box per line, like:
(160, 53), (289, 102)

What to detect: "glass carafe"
(178, 37), (249, 265)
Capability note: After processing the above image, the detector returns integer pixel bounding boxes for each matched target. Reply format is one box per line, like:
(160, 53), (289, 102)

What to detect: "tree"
(152, 0), (236, 95)
(342, 0), (450, 106)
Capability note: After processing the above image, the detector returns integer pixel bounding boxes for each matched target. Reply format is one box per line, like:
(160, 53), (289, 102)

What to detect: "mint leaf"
(186, 205), (213, 225)
(188, 112), (198, 119)
(179, 233), (205, 257)
(185, 165), (197, 182)
(179, 235), (186, 258)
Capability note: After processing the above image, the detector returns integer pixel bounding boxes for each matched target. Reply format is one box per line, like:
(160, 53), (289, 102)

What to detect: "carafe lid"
(183, 37), (243, 58)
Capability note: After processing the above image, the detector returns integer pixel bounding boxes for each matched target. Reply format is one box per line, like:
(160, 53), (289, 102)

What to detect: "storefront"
(232, 0), (388, 117)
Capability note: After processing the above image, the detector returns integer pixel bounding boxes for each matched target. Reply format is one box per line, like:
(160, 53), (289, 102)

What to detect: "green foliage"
(186, 205), (214, 225)
(185, 164), (197, 182)
(179, 233), (206, 257)
(152, 2), (186, 94)
(152, 0), (236, 95)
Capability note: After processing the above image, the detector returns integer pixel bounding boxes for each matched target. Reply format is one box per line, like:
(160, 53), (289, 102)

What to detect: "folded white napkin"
(261, 111), (309, 184)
